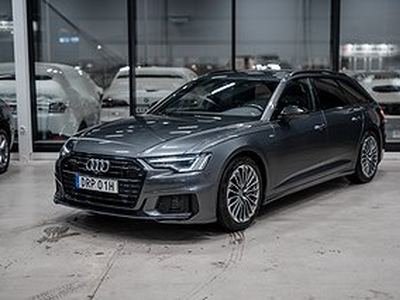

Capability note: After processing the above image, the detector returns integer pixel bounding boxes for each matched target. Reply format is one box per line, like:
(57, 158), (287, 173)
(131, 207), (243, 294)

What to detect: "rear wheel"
(0, 129), (10, 174)
(348, 131), (379, 184)
(217, 156), (263, 231)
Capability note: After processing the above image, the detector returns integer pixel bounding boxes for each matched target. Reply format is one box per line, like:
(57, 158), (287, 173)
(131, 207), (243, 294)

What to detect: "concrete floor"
(1, 154), (400, 300)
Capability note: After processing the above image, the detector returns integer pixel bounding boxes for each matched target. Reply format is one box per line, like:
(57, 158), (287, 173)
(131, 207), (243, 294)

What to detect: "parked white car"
(101, 66), (197, 122)
(356, 71), (400, 143)
(0, 62), (102, 139)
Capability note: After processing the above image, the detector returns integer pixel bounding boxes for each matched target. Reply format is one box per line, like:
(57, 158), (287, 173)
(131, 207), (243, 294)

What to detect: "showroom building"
(1, 0), (399, 160)
(2, 1), (400, 299)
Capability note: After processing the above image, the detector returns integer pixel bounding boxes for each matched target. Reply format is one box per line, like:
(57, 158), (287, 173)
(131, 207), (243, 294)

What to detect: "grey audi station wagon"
(54, 70), (385, 231)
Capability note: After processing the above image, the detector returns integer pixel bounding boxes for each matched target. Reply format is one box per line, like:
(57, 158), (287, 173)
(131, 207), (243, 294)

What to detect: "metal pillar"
(127, 0), (137, 116)
(12, 0), (33, 162)
(231, 0), (236, 71)
(330, 0), (341, 71)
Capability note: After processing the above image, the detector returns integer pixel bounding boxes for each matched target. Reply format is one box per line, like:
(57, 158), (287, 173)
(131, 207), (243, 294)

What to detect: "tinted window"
(273, 79), (312, 118)
(337, 79), (371, 104)
(313, 78), (349, 110)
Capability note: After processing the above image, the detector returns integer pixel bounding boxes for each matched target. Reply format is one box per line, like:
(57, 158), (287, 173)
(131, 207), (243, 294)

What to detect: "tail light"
(377, 106), (386, 124)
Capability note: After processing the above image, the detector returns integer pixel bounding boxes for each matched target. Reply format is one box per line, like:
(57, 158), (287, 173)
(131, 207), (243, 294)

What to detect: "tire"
(348, 131), (379, 184)
(217, 156), (263, 231)
(0, 128), (10, 174)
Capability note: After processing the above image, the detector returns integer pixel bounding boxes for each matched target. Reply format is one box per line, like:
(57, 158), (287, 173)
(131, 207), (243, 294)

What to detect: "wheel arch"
(217, 147), (270, 199)
(215, 147), (269, 231)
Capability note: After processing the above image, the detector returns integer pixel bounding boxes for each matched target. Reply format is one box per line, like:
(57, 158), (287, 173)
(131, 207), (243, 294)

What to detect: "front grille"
(60, 153), (146, 210)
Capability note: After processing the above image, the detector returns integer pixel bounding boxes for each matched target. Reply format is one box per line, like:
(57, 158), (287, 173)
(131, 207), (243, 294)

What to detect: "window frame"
(271, 78), (316, 120)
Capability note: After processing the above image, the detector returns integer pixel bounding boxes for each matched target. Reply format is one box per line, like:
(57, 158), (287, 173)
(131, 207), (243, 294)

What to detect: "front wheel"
(0, 129), (10, 174)
(217, 156), (263, 231)
(348, 131), (379, 184)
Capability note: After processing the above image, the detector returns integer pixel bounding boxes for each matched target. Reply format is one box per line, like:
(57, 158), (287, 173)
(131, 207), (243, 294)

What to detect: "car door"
(311, 77), (364, 169)
(268, 78), (328, 191)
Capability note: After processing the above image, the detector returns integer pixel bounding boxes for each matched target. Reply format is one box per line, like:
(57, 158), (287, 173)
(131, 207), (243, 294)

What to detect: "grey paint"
(53, 71), (385, 225)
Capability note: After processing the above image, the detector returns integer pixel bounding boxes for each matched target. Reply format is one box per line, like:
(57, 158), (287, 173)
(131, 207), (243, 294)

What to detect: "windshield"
(150, 77), (278, 118)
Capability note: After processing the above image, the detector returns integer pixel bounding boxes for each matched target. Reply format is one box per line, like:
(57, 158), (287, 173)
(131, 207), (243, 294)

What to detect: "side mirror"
(279, 105), (308, 119)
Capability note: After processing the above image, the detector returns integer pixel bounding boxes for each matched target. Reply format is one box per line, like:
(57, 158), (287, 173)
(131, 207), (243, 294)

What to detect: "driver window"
(273, 79), (312, 119)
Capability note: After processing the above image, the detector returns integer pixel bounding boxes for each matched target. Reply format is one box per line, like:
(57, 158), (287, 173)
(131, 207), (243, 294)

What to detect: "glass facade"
(137, 0), (231, 73)
(0, 0), (14, 62)
(340, 0), (400, 146)
(5, 0), (400, 154)
(0, 0), (15, 149)
(102, 0), (232, 122)
(31, 0), (128, 147)
(236, 0), (330, 70)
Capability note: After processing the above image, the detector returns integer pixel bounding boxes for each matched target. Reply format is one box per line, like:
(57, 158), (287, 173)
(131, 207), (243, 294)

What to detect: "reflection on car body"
(101, 66), (197, 122)
(0, 62), (102, 140)
(55, 70), (385, 231)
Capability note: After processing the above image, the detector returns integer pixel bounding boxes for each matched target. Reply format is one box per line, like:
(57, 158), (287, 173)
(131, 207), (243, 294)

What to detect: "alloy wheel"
(226, 164), (261, 223)
(360, 135), (378, 179)
(0, 132), (9, 170)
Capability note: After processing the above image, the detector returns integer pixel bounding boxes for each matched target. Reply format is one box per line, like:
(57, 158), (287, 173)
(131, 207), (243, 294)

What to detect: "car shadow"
(63, 211), (225, 244)
(58, 176), (364, 244)
(257, 177), (351, 220)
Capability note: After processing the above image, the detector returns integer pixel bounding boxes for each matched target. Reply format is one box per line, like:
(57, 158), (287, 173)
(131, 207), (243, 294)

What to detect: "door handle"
(351, 116), (361, 122)
(314, 124), (326, 131)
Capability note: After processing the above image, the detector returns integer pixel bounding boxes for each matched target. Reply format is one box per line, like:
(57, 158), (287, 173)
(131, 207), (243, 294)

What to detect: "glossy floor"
(1, 154), (400, 299)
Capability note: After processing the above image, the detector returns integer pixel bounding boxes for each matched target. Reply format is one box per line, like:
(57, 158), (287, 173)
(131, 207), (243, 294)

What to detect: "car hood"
(72, 114), (255, 157)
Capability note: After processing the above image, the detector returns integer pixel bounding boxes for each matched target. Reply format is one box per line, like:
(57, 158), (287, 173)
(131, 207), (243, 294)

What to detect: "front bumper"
(54, 153), (218, 224)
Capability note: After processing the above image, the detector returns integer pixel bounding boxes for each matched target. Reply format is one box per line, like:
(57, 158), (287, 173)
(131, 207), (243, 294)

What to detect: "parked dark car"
(54, 70), (385, 231)
(0, 99), (15, 174)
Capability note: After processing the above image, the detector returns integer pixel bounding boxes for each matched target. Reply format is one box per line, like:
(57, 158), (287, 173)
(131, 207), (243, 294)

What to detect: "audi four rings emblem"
(86, 158), (110, 173)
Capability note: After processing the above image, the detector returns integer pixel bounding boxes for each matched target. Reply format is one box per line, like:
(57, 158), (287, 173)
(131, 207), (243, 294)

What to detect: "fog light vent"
(156, 194), (197, 214)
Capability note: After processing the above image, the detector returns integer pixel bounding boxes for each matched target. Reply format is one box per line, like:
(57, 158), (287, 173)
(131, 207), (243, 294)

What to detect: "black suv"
(0, 99), (15, 174)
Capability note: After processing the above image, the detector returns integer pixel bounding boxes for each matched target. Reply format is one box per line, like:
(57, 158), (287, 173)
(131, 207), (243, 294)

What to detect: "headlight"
(59, 138), (76, 158)
(143, 153), (212, 172)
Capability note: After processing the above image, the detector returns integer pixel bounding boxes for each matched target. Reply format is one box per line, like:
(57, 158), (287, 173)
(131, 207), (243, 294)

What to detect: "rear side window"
(312, 78), (349, 110)
(337, 79), (371, 104)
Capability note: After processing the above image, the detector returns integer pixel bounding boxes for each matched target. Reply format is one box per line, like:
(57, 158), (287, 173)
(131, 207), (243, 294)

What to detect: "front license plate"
(75, 173), (119, 194)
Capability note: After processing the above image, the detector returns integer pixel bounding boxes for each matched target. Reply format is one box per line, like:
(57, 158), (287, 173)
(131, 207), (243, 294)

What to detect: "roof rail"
(203, 69), (290, 79)
(290, 69), (343, 77)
